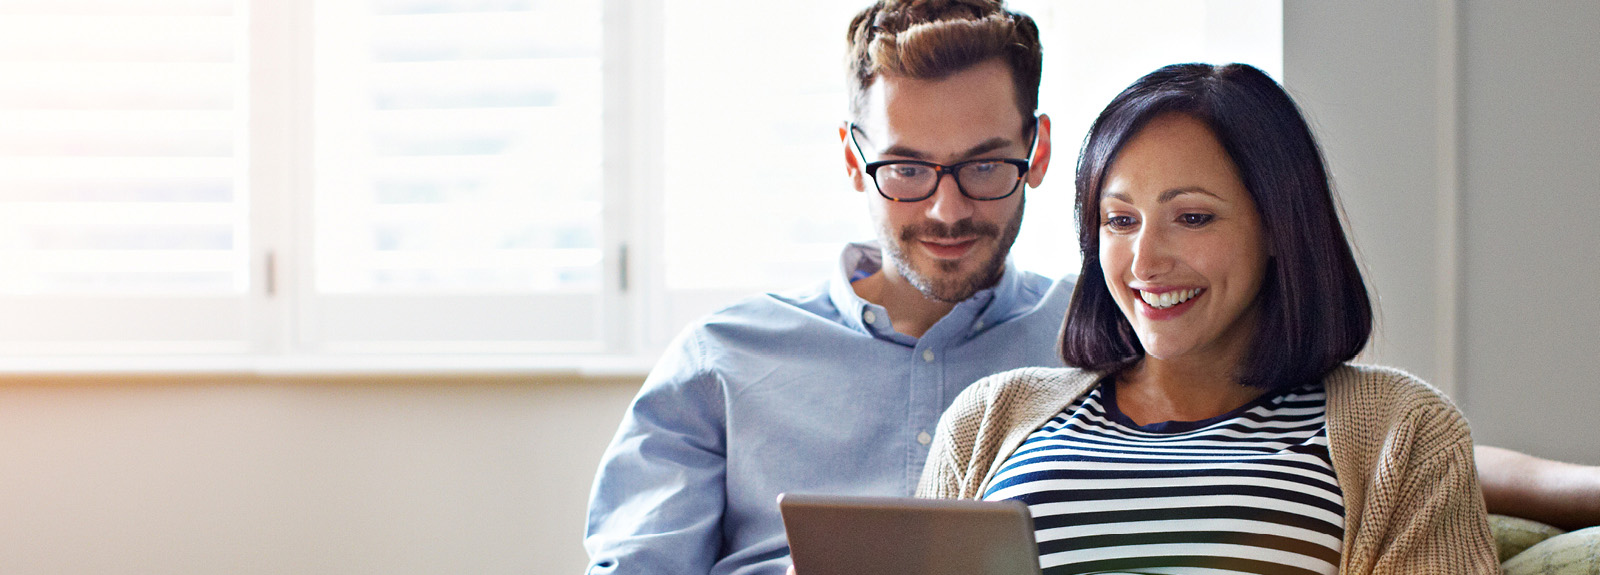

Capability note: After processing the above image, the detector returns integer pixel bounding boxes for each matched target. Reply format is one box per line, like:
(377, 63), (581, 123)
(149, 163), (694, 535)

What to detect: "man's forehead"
(856, 127), (1018, 162)
(853, 106), (1029, 161)
(855, 62), (1029, 159)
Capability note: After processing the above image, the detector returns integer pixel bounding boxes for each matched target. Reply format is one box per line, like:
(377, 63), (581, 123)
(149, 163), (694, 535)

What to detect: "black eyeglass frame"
(847, 117), (1040, 203)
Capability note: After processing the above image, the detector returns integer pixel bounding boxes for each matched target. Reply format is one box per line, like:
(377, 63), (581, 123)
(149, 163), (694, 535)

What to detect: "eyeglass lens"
(875, 161), (1022, 200)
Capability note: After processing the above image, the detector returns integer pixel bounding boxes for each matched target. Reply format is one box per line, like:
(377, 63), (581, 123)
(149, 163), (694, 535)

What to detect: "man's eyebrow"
(880, 137), (1015, 161)
(1101, 187), (1221, 204)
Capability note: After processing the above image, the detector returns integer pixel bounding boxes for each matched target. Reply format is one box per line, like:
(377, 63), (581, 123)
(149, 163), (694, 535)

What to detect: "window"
(0, 0), (250, 355)
(303, 0), (606, 353)
(0, 0), (1279, 368)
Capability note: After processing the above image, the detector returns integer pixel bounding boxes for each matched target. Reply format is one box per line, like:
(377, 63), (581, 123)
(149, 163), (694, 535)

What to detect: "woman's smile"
(1135, 287), (1205, 318)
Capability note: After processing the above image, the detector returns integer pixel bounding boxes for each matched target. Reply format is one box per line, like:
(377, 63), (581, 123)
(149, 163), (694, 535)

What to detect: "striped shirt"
(982, 379), (1343, 575)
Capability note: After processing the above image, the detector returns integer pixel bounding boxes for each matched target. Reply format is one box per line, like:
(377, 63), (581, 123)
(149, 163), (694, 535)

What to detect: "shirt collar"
(828, 241), (887, 337)
(828, 240), (1034, 341)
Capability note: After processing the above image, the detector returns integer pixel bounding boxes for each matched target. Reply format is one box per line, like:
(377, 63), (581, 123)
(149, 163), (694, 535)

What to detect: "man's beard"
(881, 197), (1024, 303)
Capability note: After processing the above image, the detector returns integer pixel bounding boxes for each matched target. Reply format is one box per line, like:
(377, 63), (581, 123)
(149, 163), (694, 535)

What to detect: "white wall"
(1286, 0), (1600, 464)
(1456, 1), (1600, 464)
(0, 374), (640, 574)
(1284, 1), (1453, 384)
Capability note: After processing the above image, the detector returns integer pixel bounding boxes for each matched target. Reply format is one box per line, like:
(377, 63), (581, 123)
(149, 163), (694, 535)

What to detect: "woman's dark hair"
(1059, 63), (1372, 390)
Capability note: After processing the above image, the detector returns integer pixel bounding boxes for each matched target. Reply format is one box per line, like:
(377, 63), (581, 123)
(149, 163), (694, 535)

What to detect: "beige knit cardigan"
(916, 363), (1500, 574)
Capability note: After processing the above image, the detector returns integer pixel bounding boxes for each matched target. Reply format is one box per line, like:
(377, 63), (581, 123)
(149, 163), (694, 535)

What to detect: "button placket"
(909, 341), (943, 487)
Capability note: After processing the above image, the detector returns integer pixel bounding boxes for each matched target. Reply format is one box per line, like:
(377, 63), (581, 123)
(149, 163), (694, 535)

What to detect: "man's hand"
(1477, 445), (1600, 530)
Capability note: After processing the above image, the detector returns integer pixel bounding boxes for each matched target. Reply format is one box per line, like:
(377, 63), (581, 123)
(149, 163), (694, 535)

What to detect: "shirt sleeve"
(583, 326), (729, 575)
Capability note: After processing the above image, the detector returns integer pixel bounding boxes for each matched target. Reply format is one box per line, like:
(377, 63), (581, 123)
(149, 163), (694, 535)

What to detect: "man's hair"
(846, 0), (1042, 122)
(1060, 63), (1373, 391)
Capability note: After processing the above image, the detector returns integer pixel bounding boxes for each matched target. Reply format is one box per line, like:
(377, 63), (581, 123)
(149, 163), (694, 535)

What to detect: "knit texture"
(916, 363), (1501, 574)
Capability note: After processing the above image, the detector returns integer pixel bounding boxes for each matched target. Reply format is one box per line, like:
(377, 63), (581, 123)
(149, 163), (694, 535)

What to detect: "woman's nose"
(1130, 226), (1174, 279)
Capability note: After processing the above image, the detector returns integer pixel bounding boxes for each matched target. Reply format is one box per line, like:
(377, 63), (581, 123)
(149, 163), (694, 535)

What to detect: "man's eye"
(1180, 213), (1214, 226)
(890, 165), (927, 179)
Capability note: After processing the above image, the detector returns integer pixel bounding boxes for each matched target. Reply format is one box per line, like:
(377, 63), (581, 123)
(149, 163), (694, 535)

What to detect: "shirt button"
(922, 349), (935, 363)
(863, 310), (876, 325)
(973, 320), (985, 331)
(917, 431), (932, 445)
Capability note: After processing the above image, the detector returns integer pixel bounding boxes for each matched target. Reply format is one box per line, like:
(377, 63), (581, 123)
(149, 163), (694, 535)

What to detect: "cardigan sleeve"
(917, 414), (965, 499)
(1337, 377), (1497, 575)
(1330, 365), (1499, 574)
(916, 376), (991, 499)
(1368, 439), (1500, 574)
(917, 368), (1099, 501)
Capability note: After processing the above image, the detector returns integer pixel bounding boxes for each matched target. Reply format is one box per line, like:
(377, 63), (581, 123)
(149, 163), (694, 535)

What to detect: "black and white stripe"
(983, 380), (1343, 575)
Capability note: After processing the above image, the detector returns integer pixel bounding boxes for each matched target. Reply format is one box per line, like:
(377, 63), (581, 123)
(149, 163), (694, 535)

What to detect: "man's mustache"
(900, 219), (1000, 241)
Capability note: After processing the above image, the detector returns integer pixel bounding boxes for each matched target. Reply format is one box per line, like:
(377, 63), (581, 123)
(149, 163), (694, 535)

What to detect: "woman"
(917, 63), (1499, 574)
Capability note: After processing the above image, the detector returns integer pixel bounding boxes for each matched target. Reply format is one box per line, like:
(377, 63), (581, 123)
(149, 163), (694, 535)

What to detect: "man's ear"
(1027, 113), (1053, 188)
(840, 123), (866, 192)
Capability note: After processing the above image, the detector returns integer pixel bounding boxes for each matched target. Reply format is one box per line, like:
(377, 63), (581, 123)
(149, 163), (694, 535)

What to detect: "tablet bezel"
(778, 493), (1043, 575)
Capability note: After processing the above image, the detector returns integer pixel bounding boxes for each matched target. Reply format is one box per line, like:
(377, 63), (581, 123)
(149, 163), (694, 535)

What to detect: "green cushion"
(1502, 525), (1600, 575)
(1491, 514), (1567, 562)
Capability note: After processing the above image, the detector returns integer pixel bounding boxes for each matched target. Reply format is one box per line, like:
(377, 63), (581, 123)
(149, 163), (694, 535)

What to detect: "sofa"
(1491, 514), (1600, 574)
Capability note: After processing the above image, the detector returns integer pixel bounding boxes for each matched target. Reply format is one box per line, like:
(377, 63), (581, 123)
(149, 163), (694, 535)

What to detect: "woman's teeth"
(1140, 288), (1202, 309)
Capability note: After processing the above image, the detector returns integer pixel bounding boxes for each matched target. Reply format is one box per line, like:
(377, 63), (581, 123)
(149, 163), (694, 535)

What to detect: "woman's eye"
(1103, 215), (1136, 230)
(1179, 213), (1214, 226)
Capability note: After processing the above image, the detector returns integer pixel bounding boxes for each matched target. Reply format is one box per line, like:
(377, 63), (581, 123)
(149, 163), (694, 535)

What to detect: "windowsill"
(0, 353), (657, 383)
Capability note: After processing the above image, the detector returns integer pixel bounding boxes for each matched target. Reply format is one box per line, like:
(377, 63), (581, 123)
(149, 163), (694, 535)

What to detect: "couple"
(587, 1), (1588, 574)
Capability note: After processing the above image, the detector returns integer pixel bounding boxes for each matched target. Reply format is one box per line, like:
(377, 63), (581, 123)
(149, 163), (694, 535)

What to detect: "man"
(584, 2), (1063, 574)
(584, 2), (1600, 574)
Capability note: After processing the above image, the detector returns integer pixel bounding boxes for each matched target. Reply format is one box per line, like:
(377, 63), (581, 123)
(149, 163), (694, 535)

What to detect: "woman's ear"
(840, 123), (866, 192)
(1027, 113), (1052, 188)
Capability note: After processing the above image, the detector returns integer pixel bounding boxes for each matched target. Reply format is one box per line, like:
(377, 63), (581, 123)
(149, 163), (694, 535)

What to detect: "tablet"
(778, 493), (1042, 575)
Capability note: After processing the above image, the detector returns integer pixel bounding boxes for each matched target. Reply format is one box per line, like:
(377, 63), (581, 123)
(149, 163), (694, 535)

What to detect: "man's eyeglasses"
(848, 118), (1038, 202)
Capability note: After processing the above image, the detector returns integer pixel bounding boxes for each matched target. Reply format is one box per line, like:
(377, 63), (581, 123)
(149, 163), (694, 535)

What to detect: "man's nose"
(925, 170), (974, 224)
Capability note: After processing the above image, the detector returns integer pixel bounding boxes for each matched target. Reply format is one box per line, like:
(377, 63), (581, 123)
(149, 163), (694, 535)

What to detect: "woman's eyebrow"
(1159, 187), (1220, 202)
(1102, 187), (1220, 204)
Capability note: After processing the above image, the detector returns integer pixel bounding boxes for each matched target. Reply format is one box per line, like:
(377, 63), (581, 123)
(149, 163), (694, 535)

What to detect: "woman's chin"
(1134, 337), (1191, 361)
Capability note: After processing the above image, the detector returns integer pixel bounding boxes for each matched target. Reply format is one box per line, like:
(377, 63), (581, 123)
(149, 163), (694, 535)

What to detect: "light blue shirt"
(583, 241), (1074, 575)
